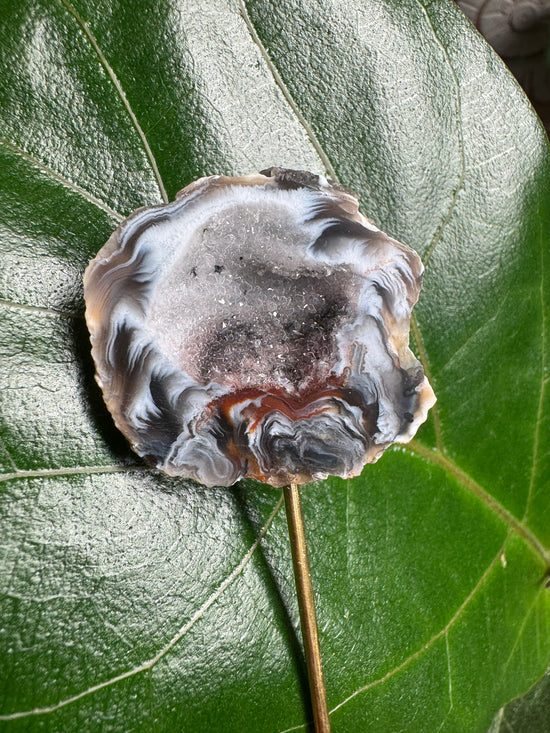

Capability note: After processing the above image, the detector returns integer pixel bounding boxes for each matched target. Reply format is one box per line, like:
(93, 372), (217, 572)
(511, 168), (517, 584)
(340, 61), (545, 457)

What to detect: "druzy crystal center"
(147, 200), (360, 391)
(84, 168), (436, 487)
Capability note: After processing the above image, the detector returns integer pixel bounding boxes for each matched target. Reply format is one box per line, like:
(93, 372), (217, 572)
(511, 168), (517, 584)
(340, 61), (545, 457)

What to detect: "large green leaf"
(0, 0), (549, 731)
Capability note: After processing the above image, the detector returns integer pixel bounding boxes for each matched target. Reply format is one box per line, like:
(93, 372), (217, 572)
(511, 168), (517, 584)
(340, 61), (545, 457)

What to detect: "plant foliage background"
(0, 0), (549, 731)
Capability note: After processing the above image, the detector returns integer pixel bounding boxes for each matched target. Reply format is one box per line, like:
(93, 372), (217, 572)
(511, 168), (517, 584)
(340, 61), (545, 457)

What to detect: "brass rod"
(283, 482), (331, 733)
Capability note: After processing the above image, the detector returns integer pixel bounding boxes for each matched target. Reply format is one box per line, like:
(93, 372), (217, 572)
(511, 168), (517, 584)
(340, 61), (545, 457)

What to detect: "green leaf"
(0, 0), (549, 731)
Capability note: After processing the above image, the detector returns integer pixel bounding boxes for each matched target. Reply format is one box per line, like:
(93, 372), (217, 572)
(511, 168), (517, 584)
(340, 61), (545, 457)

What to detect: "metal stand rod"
(283, 482), (331, 733)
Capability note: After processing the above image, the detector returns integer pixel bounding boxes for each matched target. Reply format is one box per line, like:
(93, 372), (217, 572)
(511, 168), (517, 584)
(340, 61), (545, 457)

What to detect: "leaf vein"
(0, 432), (17, 472)
(58, 0), (169, 204)
(502, 592), (541, 676)
(0, 464), (141, 485)
(0, 136), (123, 221)
(0, 296), (82, 320)
(0, 493), (284, 721)
(328, 537), (509, 717)
(280, 538), (509, 731)
(437, 307), (503, 375)
(407, 441), (549, 565)
(237, 0), (337, 180)
(414, 1), (466, 268)
(434, 632), (454, 732)
(445, 632), (453, 712)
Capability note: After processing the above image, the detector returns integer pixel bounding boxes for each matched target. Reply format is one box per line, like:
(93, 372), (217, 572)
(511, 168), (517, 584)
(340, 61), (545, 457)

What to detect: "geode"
(84, 168), (435, 487)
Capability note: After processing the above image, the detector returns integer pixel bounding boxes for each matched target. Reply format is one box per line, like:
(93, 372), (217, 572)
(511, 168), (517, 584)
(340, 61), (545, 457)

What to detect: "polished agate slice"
(84, 168), (435, 487)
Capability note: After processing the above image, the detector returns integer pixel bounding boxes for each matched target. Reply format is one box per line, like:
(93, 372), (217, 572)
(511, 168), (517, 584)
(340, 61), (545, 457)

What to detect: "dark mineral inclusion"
(84, 168), (436, 487)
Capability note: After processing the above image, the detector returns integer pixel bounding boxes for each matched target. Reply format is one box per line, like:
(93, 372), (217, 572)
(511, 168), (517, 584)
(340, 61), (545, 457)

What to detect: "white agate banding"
(84, 168), (436, 487)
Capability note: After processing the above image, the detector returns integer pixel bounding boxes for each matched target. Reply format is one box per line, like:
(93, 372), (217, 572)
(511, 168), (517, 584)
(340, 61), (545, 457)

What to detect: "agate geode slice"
(84, 168), (436, 487)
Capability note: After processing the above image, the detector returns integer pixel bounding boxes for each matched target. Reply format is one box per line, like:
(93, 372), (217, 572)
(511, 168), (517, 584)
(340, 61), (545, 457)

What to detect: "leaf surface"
(0, 1), (549, 731)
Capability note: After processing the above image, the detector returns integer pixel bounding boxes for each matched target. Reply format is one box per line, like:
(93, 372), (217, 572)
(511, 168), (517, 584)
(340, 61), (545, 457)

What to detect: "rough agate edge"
(84, 168), (436, 487)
